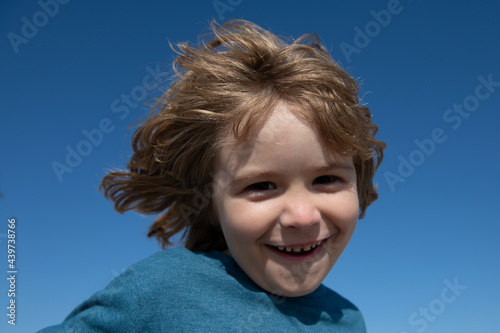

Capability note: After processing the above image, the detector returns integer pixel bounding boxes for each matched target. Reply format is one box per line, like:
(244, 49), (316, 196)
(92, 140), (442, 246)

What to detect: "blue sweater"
(38, 247), (366, 332)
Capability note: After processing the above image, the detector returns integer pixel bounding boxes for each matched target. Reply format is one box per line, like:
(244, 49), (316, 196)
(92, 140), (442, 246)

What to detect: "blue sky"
(1, 0), (499, 332)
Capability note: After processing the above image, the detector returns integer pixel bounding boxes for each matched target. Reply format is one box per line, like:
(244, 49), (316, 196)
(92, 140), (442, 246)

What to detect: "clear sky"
(1, 0), (499, 332)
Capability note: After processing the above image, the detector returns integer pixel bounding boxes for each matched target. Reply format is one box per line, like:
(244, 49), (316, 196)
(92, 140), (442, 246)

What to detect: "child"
(39, 19), (385, 332)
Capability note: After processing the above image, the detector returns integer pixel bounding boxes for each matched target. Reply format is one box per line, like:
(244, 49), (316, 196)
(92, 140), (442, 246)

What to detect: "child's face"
(213, 101), (359, 297)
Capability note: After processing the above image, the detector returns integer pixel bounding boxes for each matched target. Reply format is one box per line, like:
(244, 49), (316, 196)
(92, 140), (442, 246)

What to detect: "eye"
(245, 182), (276, 192)
(313, 175), (342, 185)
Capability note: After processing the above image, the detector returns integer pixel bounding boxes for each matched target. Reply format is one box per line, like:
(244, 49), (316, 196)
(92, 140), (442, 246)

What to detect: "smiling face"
(212, 101), (359, 297)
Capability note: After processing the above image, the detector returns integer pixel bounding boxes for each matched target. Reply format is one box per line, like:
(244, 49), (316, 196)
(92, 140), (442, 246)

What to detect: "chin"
(281, 288), (317, 298)
(267, 277), (325, 298)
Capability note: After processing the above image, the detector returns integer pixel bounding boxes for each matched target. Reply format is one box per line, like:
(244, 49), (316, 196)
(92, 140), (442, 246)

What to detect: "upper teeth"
(275, 241), (322, 252)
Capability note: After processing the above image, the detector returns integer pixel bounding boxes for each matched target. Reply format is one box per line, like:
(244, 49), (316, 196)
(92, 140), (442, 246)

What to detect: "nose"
(279, 189), (321, 230)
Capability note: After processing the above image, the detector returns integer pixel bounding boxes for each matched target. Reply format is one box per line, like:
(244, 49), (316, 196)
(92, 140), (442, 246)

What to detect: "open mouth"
(268, 239), (326, 257)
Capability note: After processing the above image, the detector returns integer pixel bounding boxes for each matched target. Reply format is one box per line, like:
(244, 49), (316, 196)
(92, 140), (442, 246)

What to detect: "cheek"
(216, 199), (261, 242)
(329, 192), (359, 230)
(218, 199), (280, 245)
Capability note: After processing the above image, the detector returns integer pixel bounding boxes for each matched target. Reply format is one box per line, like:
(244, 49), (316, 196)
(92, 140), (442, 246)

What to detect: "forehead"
(216, 101), (353, 174)
(222, 100), (312, 145)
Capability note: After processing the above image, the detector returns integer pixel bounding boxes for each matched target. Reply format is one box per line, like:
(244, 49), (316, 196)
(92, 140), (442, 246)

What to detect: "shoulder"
(124, 247), (226, 287)
(118, 247), (244, 304)
(37, 248), (222, 333)
(127, 246), (198, 277)
(116, 247), (214, 297)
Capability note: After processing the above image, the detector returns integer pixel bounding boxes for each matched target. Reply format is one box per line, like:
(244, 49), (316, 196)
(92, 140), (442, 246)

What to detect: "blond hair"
(100, 20), (386, 251)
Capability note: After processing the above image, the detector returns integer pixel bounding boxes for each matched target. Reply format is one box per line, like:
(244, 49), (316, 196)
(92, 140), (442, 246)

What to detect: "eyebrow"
(231, 161), (355, 184)
(314, 161), (355, 172)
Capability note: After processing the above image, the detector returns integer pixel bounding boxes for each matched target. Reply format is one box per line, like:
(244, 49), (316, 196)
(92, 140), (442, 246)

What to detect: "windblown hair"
(100, 20), (386, 252)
